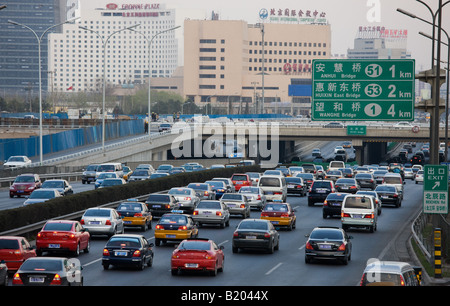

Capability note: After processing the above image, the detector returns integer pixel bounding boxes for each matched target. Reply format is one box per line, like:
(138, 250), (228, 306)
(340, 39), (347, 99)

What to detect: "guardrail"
(0, 172), (84, 187)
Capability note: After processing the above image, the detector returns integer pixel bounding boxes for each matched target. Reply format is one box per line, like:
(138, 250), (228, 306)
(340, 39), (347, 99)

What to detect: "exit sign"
(423, 165), (448, 214)
(311, 59), (415, 121)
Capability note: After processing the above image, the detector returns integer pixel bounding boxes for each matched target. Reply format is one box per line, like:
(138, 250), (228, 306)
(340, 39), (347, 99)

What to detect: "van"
(341, 194), (378, 232)
(328, 161), (345, 172)
(96, 163), (124, 178)
(382, 173), (404, 199)
(360, 260), (421, 286)
(258, 175), (287, 202)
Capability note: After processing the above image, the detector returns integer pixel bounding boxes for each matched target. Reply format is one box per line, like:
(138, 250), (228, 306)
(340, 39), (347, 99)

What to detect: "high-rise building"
(0, 0), (63, 96)
(47, 1), (178, 93)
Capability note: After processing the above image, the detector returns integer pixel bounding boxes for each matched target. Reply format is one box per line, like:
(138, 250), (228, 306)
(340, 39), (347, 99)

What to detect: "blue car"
(205, 180), (228, 200)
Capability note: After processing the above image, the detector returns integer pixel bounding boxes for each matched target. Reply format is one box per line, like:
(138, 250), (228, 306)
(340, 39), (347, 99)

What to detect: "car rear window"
(21, 259), (63, 271)
(310, 229), (343, 240)
(263, 204), (288, 211)
(0, 239), (19, 249)
(178, 240), (210, 251)
(232, 175), (248, 181)
(107, 237), (141, 248)
(169, 189), (190, 195)
(187, 183), (208, 190)
(344, 197), (372, 209)
(147, 195), (170, 202)
(384, 177), (401, 184)
(197, 201), (221, 209)
(43, 222), (73, 231)
(221, 194), (243, 200)
(159, 215), (187, 224)
(238, 221), (268, 230)
(361, 273), (402, 286)
(259, 177), (281, 187)
(83, 209), (111, 217)
(312, 181), (332, 189)
(118, 203), (143, 211)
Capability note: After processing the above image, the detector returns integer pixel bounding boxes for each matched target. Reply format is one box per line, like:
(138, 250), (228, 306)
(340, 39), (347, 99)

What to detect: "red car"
(231, 174), (252, 191)
(36, 220), (90, 256)
(9, 174), (42, 198)
(171, 238), (224, 276)
(0, 236), (36, 271)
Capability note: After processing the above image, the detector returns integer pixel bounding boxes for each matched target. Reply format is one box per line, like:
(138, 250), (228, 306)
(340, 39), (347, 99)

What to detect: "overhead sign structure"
(423, 165), (448, 214)
(311, 59), (415, 121)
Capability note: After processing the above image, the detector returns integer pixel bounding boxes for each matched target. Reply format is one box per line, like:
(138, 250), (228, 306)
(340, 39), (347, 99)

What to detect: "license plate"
(203, 211), (212, 214)
(316, 190), (326, 193)
(246, 235), (257, 239)
(226, 203), (236, 207)
(185, 263), (198, 268)
(381, 196), (390, 199)
(288, 184), (295, 188)
(352, 214), (362, 218)
(124, 221), (132, 224)
(49, 244), (60, 248)
(319, 244), (332, 250)
(271, 221), (279, 224)
(29, 277), (45, 283)
(166, 234), (176, 238)
(18, 190), (24, 193)
(89, 221), (100, 225)
(331, 203), (341, 206)
(115, 251), (127, 256)
(152, 205), (161, 208)
(341, 187), (348, 190)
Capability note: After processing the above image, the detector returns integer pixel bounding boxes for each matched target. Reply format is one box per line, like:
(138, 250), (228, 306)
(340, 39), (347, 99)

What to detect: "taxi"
(260, 201), (296, 231)
(117, 199), (152, 231)
(154, 211), (199, 246)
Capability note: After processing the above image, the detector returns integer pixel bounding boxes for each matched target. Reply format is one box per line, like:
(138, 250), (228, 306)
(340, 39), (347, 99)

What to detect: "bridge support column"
(352, 139), (364, 165)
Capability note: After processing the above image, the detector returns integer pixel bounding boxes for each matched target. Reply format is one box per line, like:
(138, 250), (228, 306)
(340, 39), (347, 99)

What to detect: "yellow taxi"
(122, 166), (133, 181)
(260, 202), (296, 231)
(154, 211), (199, 246)
(117, 199), (152, 231)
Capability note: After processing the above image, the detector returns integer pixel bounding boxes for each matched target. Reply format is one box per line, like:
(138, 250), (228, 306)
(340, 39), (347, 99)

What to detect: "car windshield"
(169, 189), (191, 195)
(197, 201), (221, 209)
(0, 239), (19, 249)
(43, 222), (73, 231)
(178, 240), (210, 251)
(29, 190), (56, 199)
(42, 181), (64, 188)
(106, 237), (141, 248)
(238, 221), (268, 230)
(98, 173), (117, 179)
(133, 170), (150, 176)
(14, 176), (34, 183)
(221, 194), (243, 200)
(344, 197), (372, 209)
(232, 175), (248, 181)
(147, 195), (170, 202)
(83, 209), (111, 217)
(20, 259), (63, 272)
(376, 186), (396, 192)
(310, 229), (343, 240)
(259, 177), (281, 187)
(97, 165), (116, 172)
(239, 187), (259, 193)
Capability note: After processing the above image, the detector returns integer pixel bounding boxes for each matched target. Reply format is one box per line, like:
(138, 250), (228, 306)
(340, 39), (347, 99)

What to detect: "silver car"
(193, 200), (230, 228)
(187, 183), (216, 200)
(81, 208), (124, 237)
(41, 179), (73, 196)
(238, 186), (266, 210)
(168, 187), (200, 213)
(128, 169), (152, 182)
(220, 193), (250, 218)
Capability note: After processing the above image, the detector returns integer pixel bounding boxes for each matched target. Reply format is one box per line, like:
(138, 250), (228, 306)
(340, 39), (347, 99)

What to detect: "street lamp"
(8, 17), (80, 165)
(79, 23), (141, 152)
(129, 26), (180, 137)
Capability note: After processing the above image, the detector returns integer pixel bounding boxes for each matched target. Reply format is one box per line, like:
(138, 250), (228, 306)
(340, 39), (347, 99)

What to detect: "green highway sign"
(347, 125), (366, 135)
(423, 165), (448, 214)
(311, 59), (415, 121)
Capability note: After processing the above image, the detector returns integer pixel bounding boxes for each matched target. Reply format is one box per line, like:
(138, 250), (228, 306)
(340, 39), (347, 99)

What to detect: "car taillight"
(364, 213), (375, 219)
(337, 243), (346, 251)
(261, 212), (269, 217)
(264, 232), (271, 238)
(178, 225), (187, 230)
(105, 220), (112, 225)
(240, 204), (246, 208)
(281, 213), (290, 218)
(257, 195), (261, 200)
(184, 197), (191, 201)
(216, 211), (222, 216)
(305, 242), (313, 250)
(50, 274), (62, 285)
(297, 185), (302, 188)
(399, 275), (406, 286)
(134, 213), (143, 217)
(341, 212), (351, 218)
(393, 194), (398, 198)
(193, 211), (198, 215)
(132, 250), (141, 257)
(155, 225), (164, 230)
(80, 219), (85, 225)
(204, 191), (209, 195)
(323, 200), (328, 206)
(12, 273), (23, 285)
(103, 249), (110, 256)
(233, 231), (239, 237)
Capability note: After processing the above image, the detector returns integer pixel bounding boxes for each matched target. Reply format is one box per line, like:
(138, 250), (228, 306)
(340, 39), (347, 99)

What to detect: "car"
(308, 180), (335, 206)
(231, 173), (252, 191)
(23, 188), (62, 206)
(375, 184), (401, 208)
(323, 193), (350, 219)
(302, 163), (318, 178)
(168, 187), (200, 214)
(295, 173), (315, 188)
(324, 122), (344, 128)
(205, 180), (228, 199)
(415, 170), (424, 184)
(354, 166), (370, 174)
(342, 141), (352, 148)
(356, 190), (382, 215)
(0, 236), (36, 271)
(258, 175), (287, 202)
(102, 234), (154, 270)
(128, 169), (152, 182)
(210, 164), (225, 169)
(0, 261), (7, 286)
(171, 238), (224, 276)
(275, 167), (292, 177)
(246, 172), (261, 186)
(135, 164), (155, 172)
(9, 173), (42, 198)
(260, 202), (296, 231)
(170, 167), (186, 174)
(238, 186), (267, 210)
(360, 260), (421, 286)
(36, 220), (90, 256)
(339, 168), (354, 178)
(41, 179), (73, 196)
(354, 173), (376, 190)
(156, 164), (173, 173)
(12, 257), (83, 286)
(325, 170), (343, 182)
(98, 178), (126, 189)
(192, 200), (230, 228)
(403, 168), (414, 180)
(94, 172), (119, 189)
(3, 155), (31, 168)
(334, 146), (344, 154)
(96, 163), (124, 178)
(341, 194), (378, 232)
(232, 219), (280, 254)
(289, 166), (304, 176)
(317, 166), (326, 179)
(211, 177), (234, 192)
(117, 200), (152, 231)
(80, 208), (124, 237)
(145, 193), (178, 217)
(159, 123), (171, 132)
(334, 178), (359, 194)
(219, 193), (250, 218)
(285, 177), (307, 196)
(329, 160), (346, 171)
(311, 148), (321, 157)
(154, 212), (199, 246)
(383, 173), (404, 199)
(305, 227), (353, 265)
(410, 154), (424, 165)
(372, 170), (388, 184)
(150, 173), (170, 179)
(393, 121), (412, 128)
(187, 183), (216, 200)
(81, 164), (99, 184)
(122, 166), (133, 181)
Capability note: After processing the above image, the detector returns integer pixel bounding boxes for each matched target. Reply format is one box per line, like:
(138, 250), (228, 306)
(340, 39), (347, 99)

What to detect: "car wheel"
(171, 269), (179, 276)
(210, 264), (218, 276)
(218, 258), (224, 272)
(84, 240), (90, 253)
(155, 239), (161, 246)
(103, 263), (109, 270)
(341, 256), (349, 265)
(232, 246), (238, 253)
(73, 244), (80, 257)
(147, 255), (153, 267)
(305, 256), (312, 264)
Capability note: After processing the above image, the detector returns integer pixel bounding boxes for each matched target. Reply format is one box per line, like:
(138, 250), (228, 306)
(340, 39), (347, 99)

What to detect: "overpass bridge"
(25, 120), (438, 167)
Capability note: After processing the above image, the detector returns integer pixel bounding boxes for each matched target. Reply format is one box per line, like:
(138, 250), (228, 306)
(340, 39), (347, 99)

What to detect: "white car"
(415, 170), (424, 184)
(3, 156), (31, 168)
(334, 146), (344, 154)
(393, 122), (412, 128)
(238, 186), (267, 210)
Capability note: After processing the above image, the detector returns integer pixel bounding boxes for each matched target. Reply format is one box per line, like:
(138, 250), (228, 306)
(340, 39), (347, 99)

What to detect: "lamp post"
(8, 17), (80, 165)
(79, 24), (140, 152)
(129, 26), (180, 137)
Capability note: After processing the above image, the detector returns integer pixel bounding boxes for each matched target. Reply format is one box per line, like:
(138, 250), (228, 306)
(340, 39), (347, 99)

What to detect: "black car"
(305, 227), (353, 265)
(102, 234), (154, 270)
(145, 194), (177, 217)
(375, 184), (401, 208)
(323, 193), (349, 218)
(232, 219), (280, 254)
(285, 177), (306, 196)
(295, 173), (315, 188)
(354, 173), (376, 190)
(12, 257), (83, 286)
(334, 178), (359, 194)
(308, 180), (334, 206)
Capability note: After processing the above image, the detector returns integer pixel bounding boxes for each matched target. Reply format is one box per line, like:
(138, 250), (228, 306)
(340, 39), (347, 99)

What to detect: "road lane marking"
(299, 244), (305, 250)
(84, 257), (102, 267)
(265, 262), (283, 275)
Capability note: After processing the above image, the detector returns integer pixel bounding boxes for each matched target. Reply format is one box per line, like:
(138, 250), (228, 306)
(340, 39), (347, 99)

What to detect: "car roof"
(363, 261), (413, 274)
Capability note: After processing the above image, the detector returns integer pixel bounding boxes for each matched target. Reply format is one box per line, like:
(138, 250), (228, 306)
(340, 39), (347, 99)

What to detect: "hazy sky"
(166, 0), (450, 70)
